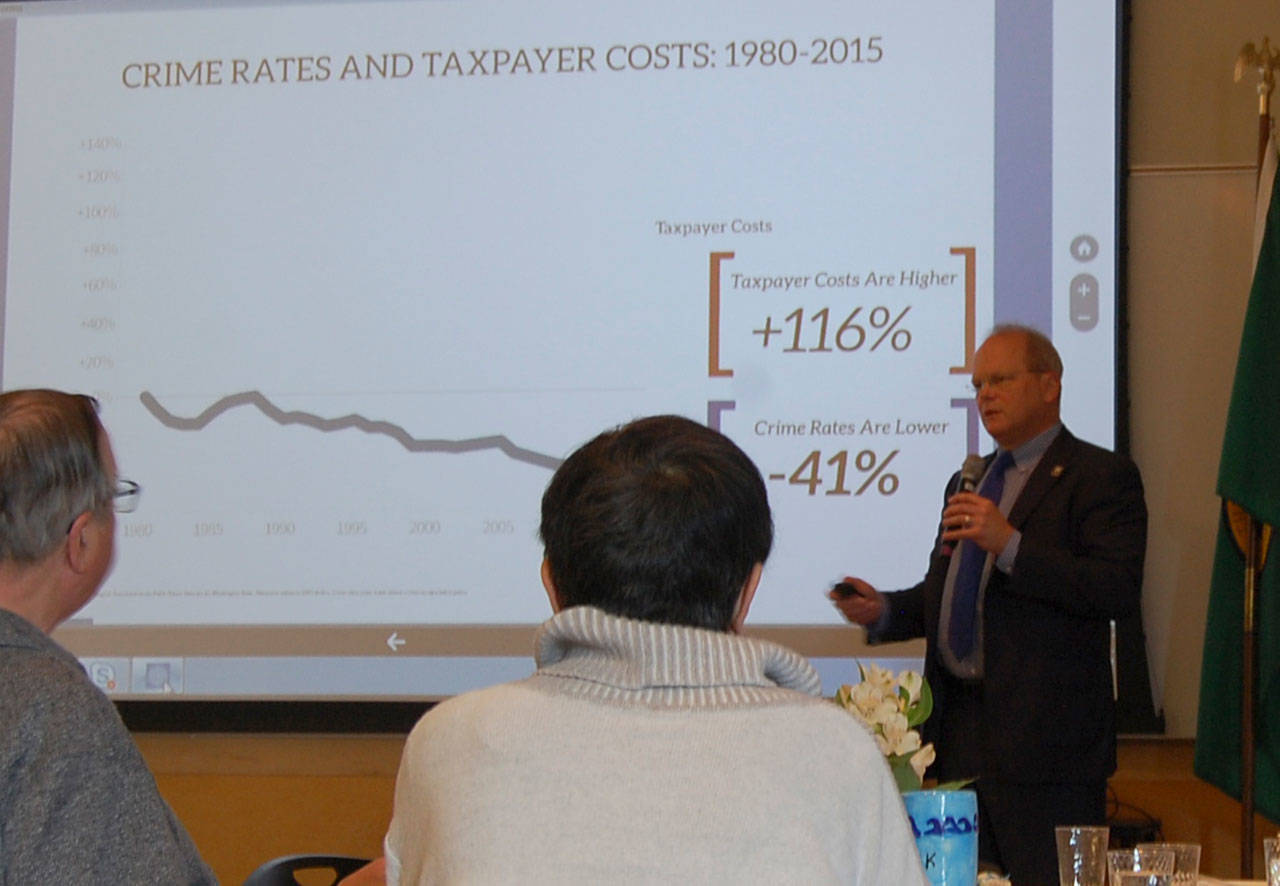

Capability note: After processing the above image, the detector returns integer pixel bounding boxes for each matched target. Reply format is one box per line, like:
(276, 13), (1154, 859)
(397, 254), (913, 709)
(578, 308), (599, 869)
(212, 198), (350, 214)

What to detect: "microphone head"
(959, 454), (986, 492)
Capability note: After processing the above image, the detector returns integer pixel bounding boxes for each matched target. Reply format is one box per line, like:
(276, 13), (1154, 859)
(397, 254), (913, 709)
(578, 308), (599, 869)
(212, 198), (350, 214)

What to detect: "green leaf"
(888, 754), (923, 793)
(906, 679), (933, 728)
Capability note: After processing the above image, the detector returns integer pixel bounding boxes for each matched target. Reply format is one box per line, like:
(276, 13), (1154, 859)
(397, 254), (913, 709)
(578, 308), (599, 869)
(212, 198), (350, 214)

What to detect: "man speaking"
(831, 325), (1147, 885)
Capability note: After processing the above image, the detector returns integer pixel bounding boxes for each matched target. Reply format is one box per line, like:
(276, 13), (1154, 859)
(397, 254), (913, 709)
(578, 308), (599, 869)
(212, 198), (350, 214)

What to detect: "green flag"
(1194, 132), (1280, 823)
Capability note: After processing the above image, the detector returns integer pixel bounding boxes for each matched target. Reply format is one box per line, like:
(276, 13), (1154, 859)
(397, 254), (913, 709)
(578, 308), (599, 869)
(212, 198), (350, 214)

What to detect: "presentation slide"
(0, 0), (1119, 699)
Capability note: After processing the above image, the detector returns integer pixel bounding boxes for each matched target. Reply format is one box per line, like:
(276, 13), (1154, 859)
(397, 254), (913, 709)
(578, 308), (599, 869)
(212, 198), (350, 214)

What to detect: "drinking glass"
(1264, 836), (1280, 886)
(1135, 843), (1199, 883)
(1057, 825), (1109, 886)
(1106, 847), (1174, 886)
(1110, 874), (1171, 886)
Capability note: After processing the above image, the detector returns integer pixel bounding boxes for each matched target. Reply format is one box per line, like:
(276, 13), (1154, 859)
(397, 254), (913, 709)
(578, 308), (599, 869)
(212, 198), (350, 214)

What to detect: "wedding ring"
(964, 515), (972, 527)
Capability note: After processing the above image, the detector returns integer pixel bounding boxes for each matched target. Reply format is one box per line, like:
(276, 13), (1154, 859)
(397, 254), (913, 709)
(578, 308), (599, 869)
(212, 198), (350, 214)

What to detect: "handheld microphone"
(940, 454), (987, 557)
(959, 454), (986, 493)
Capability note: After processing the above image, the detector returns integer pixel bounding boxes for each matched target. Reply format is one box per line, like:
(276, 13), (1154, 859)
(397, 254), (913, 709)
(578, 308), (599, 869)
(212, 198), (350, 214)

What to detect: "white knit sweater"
(385, 606), (928, 885)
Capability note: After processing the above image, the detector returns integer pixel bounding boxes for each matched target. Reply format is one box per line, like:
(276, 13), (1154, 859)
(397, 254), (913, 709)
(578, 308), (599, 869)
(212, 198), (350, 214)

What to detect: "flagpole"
(1242, 518), (1259, 876)
(1233, 37), (1275, 878)
(1235, 39), (1275, 171)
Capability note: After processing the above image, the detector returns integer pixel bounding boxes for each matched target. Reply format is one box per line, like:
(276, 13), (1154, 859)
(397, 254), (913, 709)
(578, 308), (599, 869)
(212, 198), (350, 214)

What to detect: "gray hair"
(989, 324), (1063, 377)
(0, 390), (113, 563)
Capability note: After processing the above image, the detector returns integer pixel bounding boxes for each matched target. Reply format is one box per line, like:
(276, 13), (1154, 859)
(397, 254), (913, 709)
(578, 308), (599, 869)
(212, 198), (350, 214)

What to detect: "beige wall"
(1110, 739), (1279, 877)
(139, 734), (401, 884)
(129, 4), (1280, 882)
(1127, 2), (1280, 736)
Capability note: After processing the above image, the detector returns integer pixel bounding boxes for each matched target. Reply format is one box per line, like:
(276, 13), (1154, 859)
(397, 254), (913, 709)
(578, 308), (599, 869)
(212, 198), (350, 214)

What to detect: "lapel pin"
(1051, 464), (1065, 478)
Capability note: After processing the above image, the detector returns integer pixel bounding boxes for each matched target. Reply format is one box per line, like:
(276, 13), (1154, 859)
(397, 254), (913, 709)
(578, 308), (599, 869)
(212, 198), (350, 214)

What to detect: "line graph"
(138, 391), (564, 470)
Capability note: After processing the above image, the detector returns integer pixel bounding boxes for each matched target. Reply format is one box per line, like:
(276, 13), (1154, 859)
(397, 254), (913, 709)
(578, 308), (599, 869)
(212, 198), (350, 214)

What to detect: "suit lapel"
(1006, 428), (1077, 528)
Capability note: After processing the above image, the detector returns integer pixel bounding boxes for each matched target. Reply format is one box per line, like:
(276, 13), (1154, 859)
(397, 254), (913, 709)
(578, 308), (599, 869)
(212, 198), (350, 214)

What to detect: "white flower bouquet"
(834, 662), (938, 792)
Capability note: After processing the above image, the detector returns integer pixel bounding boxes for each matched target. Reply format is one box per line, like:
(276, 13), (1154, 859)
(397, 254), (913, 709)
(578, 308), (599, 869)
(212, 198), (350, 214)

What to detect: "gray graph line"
(138, 391), (563, 470)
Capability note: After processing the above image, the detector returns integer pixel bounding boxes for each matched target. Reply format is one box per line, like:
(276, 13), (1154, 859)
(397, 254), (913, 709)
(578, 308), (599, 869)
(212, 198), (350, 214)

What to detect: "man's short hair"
(539, 415), (773, 631)
(0, 390), (112, 563)
(991, 323), (1063, 376)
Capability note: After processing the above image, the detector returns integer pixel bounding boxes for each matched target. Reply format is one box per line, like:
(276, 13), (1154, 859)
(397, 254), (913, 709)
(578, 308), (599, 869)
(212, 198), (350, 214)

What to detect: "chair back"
(242, 853), (370, 886)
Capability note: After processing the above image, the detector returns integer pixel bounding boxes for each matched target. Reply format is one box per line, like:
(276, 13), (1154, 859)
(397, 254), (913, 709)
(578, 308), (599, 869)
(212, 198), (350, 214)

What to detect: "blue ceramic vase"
(902, 789), (978, 886)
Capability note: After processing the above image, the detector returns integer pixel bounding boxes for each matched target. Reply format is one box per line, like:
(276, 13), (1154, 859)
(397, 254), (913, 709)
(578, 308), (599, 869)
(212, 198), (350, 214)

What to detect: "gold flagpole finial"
(1236, 37), (1279, 116)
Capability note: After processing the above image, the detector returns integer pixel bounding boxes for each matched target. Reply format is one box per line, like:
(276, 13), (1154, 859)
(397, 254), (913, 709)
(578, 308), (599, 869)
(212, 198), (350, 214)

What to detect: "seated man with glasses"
(0, 389), (215, 884)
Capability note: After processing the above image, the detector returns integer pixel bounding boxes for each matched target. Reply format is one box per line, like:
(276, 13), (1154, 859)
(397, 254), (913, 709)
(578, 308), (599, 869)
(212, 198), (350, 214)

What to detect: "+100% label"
(768, 449), (900, 496)
(754, 305), (911, 352)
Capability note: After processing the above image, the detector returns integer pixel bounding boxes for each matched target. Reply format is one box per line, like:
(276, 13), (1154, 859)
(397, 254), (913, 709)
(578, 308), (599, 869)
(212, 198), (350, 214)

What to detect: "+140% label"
(754, 305), (911, 352)
(769, 449), (900, 496)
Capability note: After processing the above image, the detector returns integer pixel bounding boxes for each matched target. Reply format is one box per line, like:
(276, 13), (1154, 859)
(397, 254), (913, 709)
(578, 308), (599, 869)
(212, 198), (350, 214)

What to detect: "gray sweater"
(386, 605), (928, 885)
(0, 608), (216, 885)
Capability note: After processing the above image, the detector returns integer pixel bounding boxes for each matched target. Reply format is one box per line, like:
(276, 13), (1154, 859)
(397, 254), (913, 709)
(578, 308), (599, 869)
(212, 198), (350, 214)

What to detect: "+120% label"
(753, 305), (911, 352)
(769, 449), (900, 496)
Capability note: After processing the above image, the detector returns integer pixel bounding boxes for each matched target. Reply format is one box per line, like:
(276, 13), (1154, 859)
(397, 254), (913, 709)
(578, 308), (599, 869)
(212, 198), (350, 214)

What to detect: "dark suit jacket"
(871, 427), (1147, 784)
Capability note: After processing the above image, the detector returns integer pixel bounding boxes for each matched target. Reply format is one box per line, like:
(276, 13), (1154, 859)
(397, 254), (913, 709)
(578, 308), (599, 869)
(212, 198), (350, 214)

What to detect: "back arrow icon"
(386, 631), (406, 652)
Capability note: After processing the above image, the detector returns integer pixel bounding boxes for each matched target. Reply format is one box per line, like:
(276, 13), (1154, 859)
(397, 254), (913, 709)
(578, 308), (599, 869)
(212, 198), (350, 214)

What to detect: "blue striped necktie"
(947, 450), (1014, 659)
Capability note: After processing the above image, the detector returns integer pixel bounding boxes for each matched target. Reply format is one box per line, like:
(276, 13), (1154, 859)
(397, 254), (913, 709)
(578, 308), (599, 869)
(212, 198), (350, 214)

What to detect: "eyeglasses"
(65, 478), (142, 534)
(113, 479), (141, 513)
